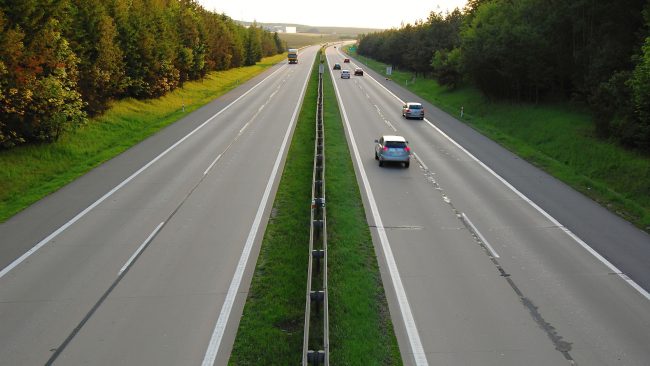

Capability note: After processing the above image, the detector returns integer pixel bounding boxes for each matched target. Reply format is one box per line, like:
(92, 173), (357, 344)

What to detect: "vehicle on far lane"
(344, 58), (350, 63)
(287, 48), (298, 64)
(402, 102), (424, 119)
(341, 70), (351, 79)
(354, 68), (364, 76)
(374, 135), (410, 168)
(333, 63), (341, 70)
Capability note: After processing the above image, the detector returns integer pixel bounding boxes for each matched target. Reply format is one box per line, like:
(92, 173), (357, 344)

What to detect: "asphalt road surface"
(0, 46), (319, 365)
(327, 47), (650, 366)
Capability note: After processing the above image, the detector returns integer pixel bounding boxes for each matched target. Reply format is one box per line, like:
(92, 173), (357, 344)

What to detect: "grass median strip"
(228, 56), (316, 364)
(322, 55), (403, 365)
(0, 53), (286, 223)
(230, 51), (402, 364)
(348, 47), (650, 231)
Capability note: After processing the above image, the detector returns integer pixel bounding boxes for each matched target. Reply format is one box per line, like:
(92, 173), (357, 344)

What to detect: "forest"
(0, 0), (284, 148)
(357, 0), (650, 152)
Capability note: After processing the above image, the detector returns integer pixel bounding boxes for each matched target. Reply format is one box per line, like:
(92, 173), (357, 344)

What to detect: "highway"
(0, 46), (319, 365)
(326, 46), (650, 366)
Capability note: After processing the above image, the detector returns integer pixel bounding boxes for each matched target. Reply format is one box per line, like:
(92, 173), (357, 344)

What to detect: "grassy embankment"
(347, 47), (650, 231)
(0, 53), (286, 222)
(229, 51), (402, 364)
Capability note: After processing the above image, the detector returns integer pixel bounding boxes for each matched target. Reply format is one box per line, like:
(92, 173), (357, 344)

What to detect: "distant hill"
(237, 21), (382, 37)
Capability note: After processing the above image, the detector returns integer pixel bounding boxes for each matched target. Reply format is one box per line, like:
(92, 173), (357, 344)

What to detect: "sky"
(195, 0), (468, 29)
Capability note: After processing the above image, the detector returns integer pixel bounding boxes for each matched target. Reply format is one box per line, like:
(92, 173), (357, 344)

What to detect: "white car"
(402, 102), (424, 119)
(341, 70), (351, 79)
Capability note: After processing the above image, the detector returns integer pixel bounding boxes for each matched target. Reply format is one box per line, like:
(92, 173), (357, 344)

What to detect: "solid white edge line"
(118, 222), (165, 275)
(326, 51), (429, 366)
(350, 51), (650, 301)
(0, 64), (288, 281)
(461, 213), (500, 258)
(201, 52), (312, 366)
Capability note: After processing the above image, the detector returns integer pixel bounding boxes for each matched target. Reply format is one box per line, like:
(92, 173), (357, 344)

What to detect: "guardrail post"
(307, 350), (326, 365)
(312, 249), (324, 273)
(310, 290), (325, 314)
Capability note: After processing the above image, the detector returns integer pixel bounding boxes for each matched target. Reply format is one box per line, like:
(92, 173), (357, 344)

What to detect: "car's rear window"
(409, 104), (422, 109)
(385, 141), (407, 148)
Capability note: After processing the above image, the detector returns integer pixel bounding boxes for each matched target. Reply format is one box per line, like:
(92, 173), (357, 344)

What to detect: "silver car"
(374, 135), (410, 168)
(402, 102), (424, 119)
(341, 70), (351, 79)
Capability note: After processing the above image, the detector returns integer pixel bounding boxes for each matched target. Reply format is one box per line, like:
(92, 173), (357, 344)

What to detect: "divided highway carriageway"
(326, 45), (650, 366)
(1, 43), (649, 366)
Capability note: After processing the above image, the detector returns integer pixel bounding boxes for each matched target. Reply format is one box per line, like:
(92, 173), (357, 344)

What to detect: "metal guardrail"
(302, 59), (329, 365)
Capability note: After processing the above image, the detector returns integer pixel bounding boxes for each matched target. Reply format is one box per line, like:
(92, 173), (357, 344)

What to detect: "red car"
(343, 58), (350, 63)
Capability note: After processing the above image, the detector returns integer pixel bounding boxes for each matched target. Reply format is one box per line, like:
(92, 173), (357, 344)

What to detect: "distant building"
(286, 26), (297, 34)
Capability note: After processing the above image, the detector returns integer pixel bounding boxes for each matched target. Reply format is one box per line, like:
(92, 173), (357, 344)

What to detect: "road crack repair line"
(46, 67), (294, 365)
(46, 142), (227, 365)
(412, 154), (577, 364)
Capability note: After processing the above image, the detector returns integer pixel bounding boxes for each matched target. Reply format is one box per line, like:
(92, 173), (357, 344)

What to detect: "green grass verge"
(348, 47), (650, 231)
(0, 53), (287, 223)
(322, 54), (403, 365)
(228, 56), (316, 365)
(229, 51), (402, 364)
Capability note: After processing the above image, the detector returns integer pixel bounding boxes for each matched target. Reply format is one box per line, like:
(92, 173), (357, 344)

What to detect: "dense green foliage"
(0, 0), (285, 148)
(0, 53), (286, 223)
(358, 0), (650, 151)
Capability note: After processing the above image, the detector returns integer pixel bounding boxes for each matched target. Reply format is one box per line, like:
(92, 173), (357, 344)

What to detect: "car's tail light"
(405, 109), (410, 113)
(405, 147), (411, 152)
(383, 146), (389, 151)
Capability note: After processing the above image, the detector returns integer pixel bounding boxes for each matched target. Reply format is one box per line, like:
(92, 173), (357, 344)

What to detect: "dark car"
(354, 68), (364, 76)
(343, 58), (350, 63)
(333, 63), (341, 70)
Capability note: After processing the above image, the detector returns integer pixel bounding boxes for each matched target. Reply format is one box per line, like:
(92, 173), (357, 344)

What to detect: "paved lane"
(326, 47), (650, 366)
(0, 46), (318, 365)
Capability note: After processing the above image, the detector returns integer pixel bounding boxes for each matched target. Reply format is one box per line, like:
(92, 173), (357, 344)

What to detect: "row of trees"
(0, 0), (285, 148)
(358, 0), (650, 151)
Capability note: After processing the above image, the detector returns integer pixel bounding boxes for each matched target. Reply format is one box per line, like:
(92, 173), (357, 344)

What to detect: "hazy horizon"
(195, 0), (468, 29)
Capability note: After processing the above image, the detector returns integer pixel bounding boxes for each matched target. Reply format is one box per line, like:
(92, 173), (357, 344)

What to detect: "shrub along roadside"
(348, 47), (650, 232)
(0, 53), (286, 223)
(229, 50), (402, 364)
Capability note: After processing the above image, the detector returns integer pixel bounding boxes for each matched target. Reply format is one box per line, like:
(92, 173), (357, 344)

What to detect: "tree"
(244, 24), (262, 66)
(0, 0), (281, 149)
(68, 0), (125, 115)
(431, 47), (462, 88)
(273, 32), (284, 54)
(0, 17), (86, 145)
